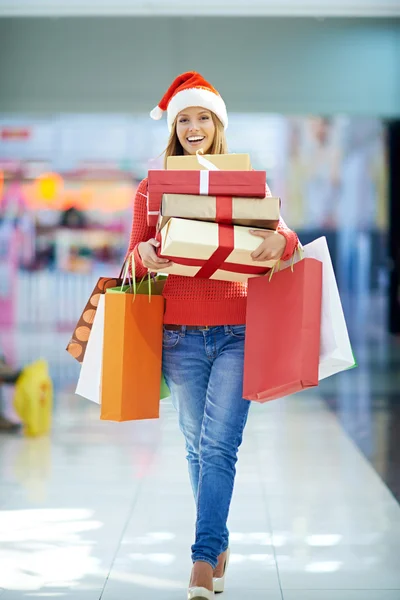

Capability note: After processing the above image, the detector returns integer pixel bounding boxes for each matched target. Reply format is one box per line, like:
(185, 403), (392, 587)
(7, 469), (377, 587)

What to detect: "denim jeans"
(162, 325), (251, 569)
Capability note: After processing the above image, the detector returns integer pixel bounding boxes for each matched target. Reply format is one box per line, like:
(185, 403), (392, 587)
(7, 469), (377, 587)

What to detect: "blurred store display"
(0, 113), (388, 342)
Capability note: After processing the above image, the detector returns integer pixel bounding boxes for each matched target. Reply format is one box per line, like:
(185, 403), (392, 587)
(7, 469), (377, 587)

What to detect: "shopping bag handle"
(267, 243), (304, 281)
(119, 252), (155, 303)
(120, 256), (132, 290)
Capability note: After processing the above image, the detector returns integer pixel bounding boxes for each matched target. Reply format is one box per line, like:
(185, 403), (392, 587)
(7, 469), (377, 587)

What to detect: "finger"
(251, 245), (267, 260)
(252, 251), (273, 262)
(144, 261), (173, 271)
(155, 256), (174, 264)
(144, 260), (165, 270)
(259, 251), (275, 262)
(249, 230), (272, 239)
(148, 248), (171, 263)
(148, 238), (161, 248)
(157, 261), (173, 268)
(143, 255), (169, 266)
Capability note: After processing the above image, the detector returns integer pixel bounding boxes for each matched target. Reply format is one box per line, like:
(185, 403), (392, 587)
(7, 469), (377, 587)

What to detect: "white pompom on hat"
(150, 71), (228, 132)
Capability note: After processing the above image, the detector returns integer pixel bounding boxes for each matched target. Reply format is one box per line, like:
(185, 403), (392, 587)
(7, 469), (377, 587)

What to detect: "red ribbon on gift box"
(215, 196), (234, 224)
(160, 253), (268, 277)
(195, 196), (234, 278)
(158, 196), (269, 279)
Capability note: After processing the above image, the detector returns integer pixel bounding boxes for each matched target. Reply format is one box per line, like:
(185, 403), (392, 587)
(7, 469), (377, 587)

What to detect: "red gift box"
(243, 258), (323, 402)
(147, 169), (266, 226)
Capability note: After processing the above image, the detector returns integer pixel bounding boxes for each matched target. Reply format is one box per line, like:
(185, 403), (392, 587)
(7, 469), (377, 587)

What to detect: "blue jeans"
(162, 325), (251, 569)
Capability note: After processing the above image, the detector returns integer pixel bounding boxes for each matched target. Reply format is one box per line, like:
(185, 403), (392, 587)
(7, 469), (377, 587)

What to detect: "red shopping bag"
(243, 258), (322, 402)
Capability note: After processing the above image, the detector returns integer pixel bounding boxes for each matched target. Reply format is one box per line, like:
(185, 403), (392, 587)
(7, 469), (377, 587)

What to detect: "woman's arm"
(276, 217), (299, 262)
(125, 178), (156, 278)
(252, 179), (299, 260)
(266, 181), (299, 261)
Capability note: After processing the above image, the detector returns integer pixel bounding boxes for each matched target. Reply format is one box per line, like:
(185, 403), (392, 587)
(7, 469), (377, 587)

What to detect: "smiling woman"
(177, 108), (216, 153)
(125, 71), (299, 600)
(164, 107), (228, 165)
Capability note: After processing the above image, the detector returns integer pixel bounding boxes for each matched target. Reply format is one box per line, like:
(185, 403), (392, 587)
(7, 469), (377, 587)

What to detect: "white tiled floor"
(0, 392), (399, 600)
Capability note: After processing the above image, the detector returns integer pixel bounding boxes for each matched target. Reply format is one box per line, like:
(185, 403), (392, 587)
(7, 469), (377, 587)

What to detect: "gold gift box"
(159, 217), (276, 283)
(158, 193), (280, 231)
(166, 153), (251, 171)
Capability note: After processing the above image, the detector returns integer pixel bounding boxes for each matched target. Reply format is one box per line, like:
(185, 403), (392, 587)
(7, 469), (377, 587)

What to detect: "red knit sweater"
(126, 177), (298, 326)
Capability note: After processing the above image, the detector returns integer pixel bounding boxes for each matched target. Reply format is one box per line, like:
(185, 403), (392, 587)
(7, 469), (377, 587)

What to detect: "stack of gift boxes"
(70, 151), (357, 421)
(147, 153), (281, 282)
(70, 152), (356, 420)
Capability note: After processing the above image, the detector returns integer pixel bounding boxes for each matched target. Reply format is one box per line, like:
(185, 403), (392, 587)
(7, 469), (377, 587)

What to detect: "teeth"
(187, 136), (204, 142)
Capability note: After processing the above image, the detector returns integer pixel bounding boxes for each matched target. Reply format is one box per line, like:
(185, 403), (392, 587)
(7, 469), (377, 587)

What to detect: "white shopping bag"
(75, 294), (105, 403)
(281, 237), (355, 380)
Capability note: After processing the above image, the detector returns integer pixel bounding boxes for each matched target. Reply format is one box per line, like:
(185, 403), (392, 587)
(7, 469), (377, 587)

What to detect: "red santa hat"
(150, 71), (228, 132)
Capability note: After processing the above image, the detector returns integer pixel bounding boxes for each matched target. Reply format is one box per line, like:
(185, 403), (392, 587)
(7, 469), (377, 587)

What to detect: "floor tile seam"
(227, 589), (400, 593)
(98, 471), (150, 599)
(254, 433), (284, 600)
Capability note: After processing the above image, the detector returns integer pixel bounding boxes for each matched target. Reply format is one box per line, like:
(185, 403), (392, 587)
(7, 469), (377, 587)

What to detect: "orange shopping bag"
(100, 278), (165, 421)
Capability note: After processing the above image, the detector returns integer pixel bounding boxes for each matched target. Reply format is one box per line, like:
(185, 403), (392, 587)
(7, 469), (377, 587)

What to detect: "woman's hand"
(137, 239), (174, 271)
(249, 230), (287, 262)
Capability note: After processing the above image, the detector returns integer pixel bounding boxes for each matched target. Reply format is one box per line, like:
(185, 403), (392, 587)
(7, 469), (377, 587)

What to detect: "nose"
(188, 121), (199, 132)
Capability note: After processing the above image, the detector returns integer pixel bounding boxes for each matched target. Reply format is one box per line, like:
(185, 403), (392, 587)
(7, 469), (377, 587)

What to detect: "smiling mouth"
(186, 136), (205, 144)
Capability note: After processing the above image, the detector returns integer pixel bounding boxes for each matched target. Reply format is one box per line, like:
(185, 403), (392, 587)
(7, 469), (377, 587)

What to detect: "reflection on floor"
(0, 366), (400, 598)
(1, 279), (400, 600)
(319, 297), (400, 503)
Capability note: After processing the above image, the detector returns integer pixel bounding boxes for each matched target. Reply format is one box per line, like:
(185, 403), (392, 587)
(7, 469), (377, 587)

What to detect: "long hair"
(163, 112), (228, 168)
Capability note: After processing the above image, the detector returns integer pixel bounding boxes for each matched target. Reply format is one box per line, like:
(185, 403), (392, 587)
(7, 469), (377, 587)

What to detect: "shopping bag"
(75, 279), (169, 407)
(160, 374), (170, 400)
(101, 278), (165, 421)
(282, 237), (356, 379)
(66, 275), (123, 363)
(301, 238), (355, 379)
(243, 258), (323, 402)
(75, 294), (105, 404)
(13, 360), (53, 436)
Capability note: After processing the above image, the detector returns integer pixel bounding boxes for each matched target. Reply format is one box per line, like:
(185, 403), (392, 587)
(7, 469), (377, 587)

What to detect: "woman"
(126, 72), (298, 600)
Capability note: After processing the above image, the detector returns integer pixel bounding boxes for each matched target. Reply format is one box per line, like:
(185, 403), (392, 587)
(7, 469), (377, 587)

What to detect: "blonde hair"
(163, 112), (228, 168)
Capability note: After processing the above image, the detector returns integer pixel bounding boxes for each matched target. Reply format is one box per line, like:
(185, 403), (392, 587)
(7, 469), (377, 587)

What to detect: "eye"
(179, 118), (188, 124)
(201, 116), (210, 120)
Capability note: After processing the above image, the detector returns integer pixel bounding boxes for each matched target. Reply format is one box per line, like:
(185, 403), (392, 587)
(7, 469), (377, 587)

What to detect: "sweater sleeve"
(266, 181), (299, 261)
(125, 178), (156, 279)
(277, 217), (299, 262)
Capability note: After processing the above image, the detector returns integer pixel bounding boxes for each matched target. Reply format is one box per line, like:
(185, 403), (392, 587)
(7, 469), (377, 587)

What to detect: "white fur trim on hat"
(167, 88), (228, 132)
(150, 105), (163, 120)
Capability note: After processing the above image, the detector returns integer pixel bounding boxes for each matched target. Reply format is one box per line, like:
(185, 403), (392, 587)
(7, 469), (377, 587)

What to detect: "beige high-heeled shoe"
(213, 548), (230, 594)
(187, 586), (215, 599)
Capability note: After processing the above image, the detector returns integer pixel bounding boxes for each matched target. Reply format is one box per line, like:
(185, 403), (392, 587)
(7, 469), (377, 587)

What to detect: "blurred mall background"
(0, 2), (399, 599)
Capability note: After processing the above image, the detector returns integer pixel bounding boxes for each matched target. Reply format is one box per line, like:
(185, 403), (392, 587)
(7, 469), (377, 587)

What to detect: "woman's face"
(176, 107), (216, 155)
